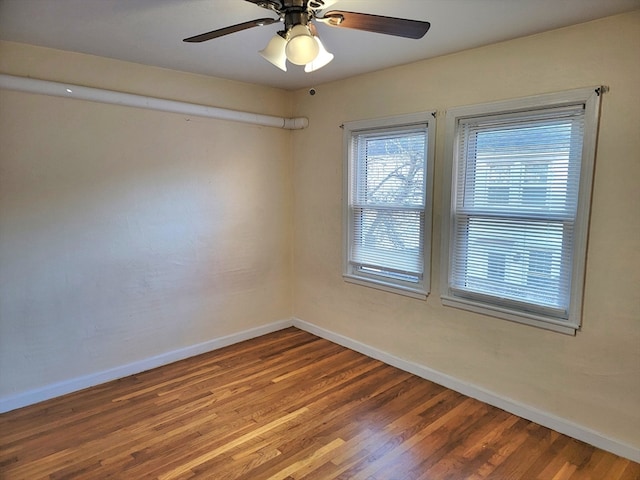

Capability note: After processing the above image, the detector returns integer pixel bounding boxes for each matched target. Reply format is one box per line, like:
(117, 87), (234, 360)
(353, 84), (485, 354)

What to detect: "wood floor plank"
(1, 327), (638, 479)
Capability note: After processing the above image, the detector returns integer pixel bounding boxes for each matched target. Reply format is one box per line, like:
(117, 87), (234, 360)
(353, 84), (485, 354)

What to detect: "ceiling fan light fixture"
(184, 2), (431, 75)
(304, 36), (334, 72)
(285, 24), (319, 65)
(259, 33), (288, 71)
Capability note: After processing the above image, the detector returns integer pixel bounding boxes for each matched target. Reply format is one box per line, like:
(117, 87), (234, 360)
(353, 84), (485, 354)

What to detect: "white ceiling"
(1, 0), (638, 91)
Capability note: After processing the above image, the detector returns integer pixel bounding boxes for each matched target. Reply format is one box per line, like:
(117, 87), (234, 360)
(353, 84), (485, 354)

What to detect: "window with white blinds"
(441, 89), (601, 334)
(343, 113), (435, 298)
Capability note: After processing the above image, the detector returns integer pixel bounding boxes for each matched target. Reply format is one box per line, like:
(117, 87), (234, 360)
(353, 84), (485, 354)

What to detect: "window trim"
(343, 111), (436, 299)
(440, 88), (602, 334)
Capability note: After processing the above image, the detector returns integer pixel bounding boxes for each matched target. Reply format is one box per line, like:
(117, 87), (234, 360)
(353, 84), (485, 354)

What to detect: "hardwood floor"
(1, 327), (638, 479)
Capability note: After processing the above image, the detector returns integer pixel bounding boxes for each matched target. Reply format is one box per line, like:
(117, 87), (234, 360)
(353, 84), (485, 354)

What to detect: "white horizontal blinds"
(451, 105), (585, 317)
(350, 125), (427, 280)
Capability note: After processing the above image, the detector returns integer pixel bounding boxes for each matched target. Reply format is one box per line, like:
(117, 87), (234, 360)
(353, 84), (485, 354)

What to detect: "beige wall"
(0, 42), (293, 395)
(292, 11), (640, 449)
(1, 10), (638, 453)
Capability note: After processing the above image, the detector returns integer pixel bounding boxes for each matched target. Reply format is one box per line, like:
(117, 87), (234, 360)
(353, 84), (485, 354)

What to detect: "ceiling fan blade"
(183, 17), (279, 43)
(243, 0), (281, 8)
(322, 10), (430, 39)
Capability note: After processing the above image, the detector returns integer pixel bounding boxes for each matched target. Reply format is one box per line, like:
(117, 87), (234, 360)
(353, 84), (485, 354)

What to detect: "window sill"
(344, 274), (428, 300)
(441, 294), (579, 335)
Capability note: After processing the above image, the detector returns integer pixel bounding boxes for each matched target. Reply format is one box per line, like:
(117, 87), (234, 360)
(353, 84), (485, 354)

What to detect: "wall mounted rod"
(0, 74), (309, 130)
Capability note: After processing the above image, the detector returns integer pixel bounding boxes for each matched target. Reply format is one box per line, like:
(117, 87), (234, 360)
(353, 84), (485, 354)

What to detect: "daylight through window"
(441, 89), (601, 334)
(344, 113), (435, 298)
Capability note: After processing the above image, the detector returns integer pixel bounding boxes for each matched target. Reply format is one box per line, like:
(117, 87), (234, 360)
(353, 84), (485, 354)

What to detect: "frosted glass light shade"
(304, 37), (334, 72)
(259, 34), (288, 71)
(285, 25), (319, 65)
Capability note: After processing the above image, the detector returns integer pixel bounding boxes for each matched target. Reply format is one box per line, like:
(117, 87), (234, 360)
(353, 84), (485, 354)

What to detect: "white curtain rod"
(0, 74), (309, 130)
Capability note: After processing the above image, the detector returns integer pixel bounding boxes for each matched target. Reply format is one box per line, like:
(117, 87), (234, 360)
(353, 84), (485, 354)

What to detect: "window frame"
(440, 88), (602, 334)
(343, 112), (436, 299)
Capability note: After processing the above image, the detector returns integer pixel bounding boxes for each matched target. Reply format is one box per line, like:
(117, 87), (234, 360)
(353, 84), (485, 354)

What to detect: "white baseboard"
(0, 319), (293, 414)
(292, 318), (640, 463)
(3, 317), (637, 463)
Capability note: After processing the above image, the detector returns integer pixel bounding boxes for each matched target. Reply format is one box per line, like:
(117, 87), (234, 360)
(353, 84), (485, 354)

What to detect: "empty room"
(1, 0), (639, 478)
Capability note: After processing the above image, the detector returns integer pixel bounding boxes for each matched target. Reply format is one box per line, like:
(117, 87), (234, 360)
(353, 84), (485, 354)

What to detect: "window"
(441, 88), (602, 334)
(343, 112), (435, 298)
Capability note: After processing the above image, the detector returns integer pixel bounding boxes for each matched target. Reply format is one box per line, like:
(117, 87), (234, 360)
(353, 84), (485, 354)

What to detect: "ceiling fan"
(183, 0), (431, 73)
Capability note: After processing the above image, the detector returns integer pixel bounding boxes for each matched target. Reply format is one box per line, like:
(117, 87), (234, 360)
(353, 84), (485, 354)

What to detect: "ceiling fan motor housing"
(282, 1), (314, 30)
(183, 0), (431, 71)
